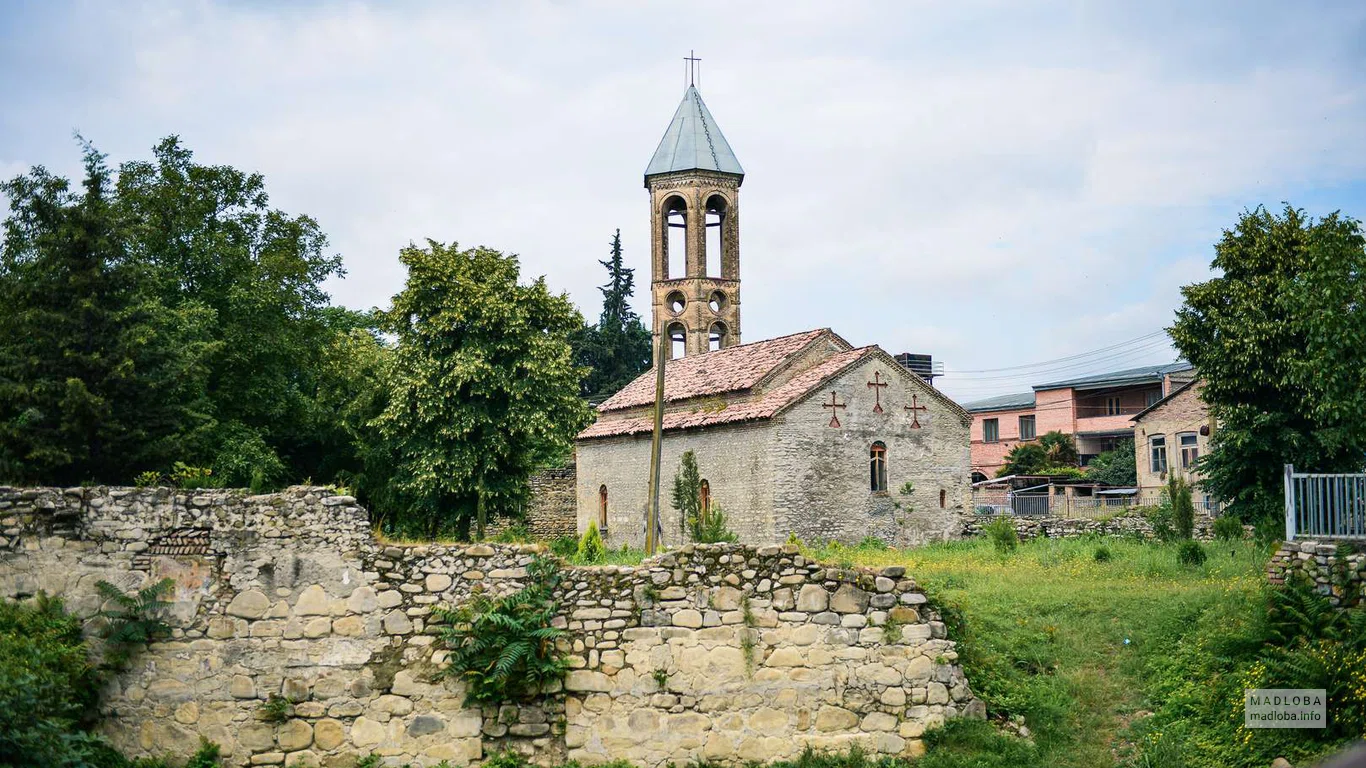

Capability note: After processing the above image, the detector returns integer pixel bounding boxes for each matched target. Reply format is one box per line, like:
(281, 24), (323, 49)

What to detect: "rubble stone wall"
(961, 510), (1221, 541)
(1267, 539), (1366, 607)
(0, 486), (981, 768)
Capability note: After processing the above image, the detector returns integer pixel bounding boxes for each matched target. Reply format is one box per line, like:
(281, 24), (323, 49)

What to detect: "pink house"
(963, 362), (1196, 480)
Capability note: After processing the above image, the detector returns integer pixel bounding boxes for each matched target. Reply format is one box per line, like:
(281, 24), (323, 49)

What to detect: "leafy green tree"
(1038, 430), (1078, 466)
(998, 443), (1049, 477)
(1170, 205), (1366, 525)
(114, 136), (361, 485)
(0, 144), (216, 484)
(571, 230), (651, 402)
(375, 241), (591, 538)
(1086, 439), (1137, 486)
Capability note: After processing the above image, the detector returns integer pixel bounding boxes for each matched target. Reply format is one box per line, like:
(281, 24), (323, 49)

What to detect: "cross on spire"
(684, 50), (701, 87)
(867, 371), (888, 414)
(905, 394), (928, 429)
(822, 390), (846, 428)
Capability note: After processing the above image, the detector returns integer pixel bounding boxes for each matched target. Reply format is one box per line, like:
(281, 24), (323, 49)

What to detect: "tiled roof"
(596, 329), (837, 413)
(579, 346), (873, 440)
(1034, 361), (1193, 391)
(962, 391), (1036, 413)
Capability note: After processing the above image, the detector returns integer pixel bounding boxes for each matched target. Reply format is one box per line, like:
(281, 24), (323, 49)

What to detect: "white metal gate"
(1284, 464), (1366, 540)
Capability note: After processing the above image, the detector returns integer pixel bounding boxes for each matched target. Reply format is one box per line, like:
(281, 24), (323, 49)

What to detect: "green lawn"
(801, 535), (1355, 768)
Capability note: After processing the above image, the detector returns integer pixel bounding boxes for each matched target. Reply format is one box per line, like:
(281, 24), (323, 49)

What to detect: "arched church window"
(708, 290), (726, 314)
(705, 194), (726, 277)
(668, 322), (687, 360)
(666, 291), (686, 315)
(663, 196), (687, 279)
(708, 322), (727, 352)
(699, 479), (710, 523)
(870, 442), (888, 493)
(939, 489), (946, 508)
(598, 485), (608, 530)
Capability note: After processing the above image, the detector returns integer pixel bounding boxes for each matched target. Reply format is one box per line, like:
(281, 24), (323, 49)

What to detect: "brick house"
(1131, 379), (1216, 504)
(575, 329), (972, 547)
(963, 362), (1196, 479)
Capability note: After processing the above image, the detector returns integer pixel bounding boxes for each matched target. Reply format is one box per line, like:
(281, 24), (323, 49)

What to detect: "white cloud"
(2, 0), (1364, 404)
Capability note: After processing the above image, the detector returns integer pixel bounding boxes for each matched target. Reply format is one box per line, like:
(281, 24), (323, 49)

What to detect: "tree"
(0, 143), (216, 484)
(1086, 439), (1137, 486)
(998, 443), (1049, 477)
(375, 241), (591, 539)
(671, 450), (703, 537)
(1168, 475), (1195, 540)
(114, 136), (360, 485)
(571, 230), (651, 402)
(1170, 205), (1366, 525)
(1038, 430), (1079, 466)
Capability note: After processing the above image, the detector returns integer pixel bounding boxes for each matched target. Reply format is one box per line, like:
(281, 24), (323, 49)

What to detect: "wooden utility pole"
(645, 330), (667, 555)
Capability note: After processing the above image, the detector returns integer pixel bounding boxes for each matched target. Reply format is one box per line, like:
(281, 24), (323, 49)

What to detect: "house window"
(869, 442), (888, 493)
(598, 485), (608, 530)
(1149, 435), (1168, 474)
(1018, 415), (1036, 441)
(699, 479), (710, 519)
(983, 418), (999, 443)
(1145, 390), (1162, 407)
(1179, 433), (1199, 470)
(1106, 396), (1122, 416)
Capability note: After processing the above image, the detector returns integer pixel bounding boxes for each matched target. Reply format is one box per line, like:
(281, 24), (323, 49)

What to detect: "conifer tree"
(572, 230), (651, 402)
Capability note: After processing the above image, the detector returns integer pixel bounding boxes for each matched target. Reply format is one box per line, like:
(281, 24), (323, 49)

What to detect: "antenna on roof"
(684, 50), (701, 88)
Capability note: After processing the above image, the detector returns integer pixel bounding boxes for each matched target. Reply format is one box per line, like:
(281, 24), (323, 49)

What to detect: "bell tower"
(644, 82), (744, 362)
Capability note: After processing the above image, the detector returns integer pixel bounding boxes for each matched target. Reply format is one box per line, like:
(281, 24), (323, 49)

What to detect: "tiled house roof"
(579, 334), (973, 441)
(596, 329), (842, 412)
(579, 346), (873, 439)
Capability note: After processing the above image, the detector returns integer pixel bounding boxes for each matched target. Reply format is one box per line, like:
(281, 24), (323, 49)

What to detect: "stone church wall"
(774, 356), (971, 548)
(576, 423), (776, 547)
(0, 486), (981, 767)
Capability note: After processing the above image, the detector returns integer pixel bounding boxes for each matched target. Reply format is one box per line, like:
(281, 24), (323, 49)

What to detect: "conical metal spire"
(644, 86), (744, 182)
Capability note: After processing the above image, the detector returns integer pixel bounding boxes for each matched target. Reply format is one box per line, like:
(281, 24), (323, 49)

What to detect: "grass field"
(800, 534), (1355, 768)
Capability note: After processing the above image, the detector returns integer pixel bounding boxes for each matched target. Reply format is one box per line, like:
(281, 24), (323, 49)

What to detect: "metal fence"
(1284, 464), (1366, 540)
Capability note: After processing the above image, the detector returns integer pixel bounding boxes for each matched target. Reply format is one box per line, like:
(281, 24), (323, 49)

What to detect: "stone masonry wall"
(0, 486), (982, 768)
(961, 510), (1221, 540)
(487, 465), (577, 541)
(1267, 539), (1366, 607)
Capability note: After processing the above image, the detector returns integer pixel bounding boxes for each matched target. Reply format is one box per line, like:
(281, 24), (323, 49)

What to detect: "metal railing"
(1284, 464), (1366, 540)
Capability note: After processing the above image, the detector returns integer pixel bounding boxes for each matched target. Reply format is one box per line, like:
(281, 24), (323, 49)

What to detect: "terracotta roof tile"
(579, 346), (872, 439)
(596, 329), (835, 412)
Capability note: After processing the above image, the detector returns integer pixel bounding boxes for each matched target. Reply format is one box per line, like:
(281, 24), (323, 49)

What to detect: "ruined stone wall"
(0, 486), (981, 768)
(961, 510), (1222, 540)
(487, 465), (578, 541)
(1267, 539), (1366, 608)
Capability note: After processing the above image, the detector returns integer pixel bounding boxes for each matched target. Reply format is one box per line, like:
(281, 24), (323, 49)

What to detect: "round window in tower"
(708, 290), (726, 314)
(667, 291), (686, 315)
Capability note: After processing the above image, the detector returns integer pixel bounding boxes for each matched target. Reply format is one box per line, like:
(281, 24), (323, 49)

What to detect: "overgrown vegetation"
(569, 230), (651, 403)
(998, 431), (1081, 477)
(92, 578), (174, 669)
(811, 535), (1358, 768)
(575, 522), (607, 565)
(671, 451), (738, 543)
(1085, 439), (1137, 487)
(0, 594), (223, 767)
(436, 555), (568, 704)
(983, 516), (1018, 555)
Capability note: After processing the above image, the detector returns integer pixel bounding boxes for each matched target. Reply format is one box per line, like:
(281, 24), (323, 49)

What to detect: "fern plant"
(93, 578), (174, 669)
(436, 556), (568, 704)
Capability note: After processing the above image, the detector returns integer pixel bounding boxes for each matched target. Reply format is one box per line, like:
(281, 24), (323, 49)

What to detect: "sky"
(2, 0), (1365, 404)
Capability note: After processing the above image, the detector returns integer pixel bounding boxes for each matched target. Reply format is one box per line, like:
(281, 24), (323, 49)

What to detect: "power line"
(944, 330), (1169, 374)
(943, 341), (1177, 384)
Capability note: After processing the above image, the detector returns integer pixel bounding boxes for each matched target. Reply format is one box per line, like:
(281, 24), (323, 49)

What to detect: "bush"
(1093, 545), (1112, 563)
(168, 462), (222, 490)
(1211, 514), (1244, 541)
(1176, 540), (1206, 566)
(0, 594), (101, 764)
(212, 425), (287, 492)
(547, 535), (577, 558)
(693, 503), (739, 544)
(1144, 502), (1177, 542)
(983, 516), (1018, 555)
(436, 555), (567, 704)
(575, 522), (606, 564)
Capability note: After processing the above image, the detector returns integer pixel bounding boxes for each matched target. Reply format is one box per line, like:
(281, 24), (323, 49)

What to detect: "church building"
(574, 83), (972, 547)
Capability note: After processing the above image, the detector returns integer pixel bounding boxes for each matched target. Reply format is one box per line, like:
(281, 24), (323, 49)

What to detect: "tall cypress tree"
(573, 230), (651, 403)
